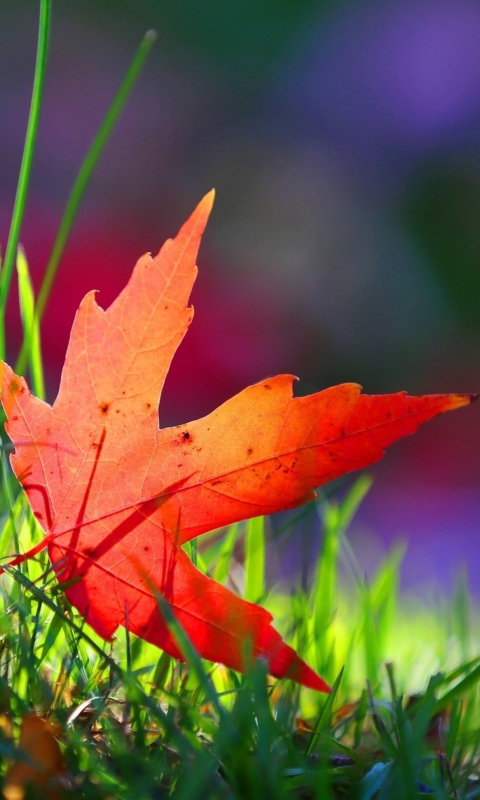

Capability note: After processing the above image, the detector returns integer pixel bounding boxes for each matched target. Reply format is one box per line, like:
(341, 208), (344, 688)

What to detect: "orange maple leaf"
(0, 193), (476, 692)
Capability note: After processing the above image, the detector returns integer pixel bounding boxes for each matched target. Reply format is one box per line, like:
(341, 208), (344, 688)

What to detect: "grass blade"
(358, 761), (393, 800)
(435, 662), (480, 713)
(15, 29), (158, 377)
(313, 477), (371, 681)
(153, 589), (225, 720)
(0, 0), (51, 358)
(244, 515), (265, 603)
(16, 247), (45, 399)
(336, 475), (372, 531)
(213, 523), (240, 584)
(305, 667), (344, 757)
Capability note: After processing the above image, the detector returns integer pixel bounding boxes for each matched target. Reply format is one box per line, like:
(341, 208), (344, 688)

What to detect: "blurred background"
(0, 0), (479, 597)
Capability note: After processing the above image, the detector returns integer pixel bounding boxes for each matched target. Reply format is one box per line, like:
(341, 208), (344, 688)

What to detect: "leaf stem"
(0, 0), (51, 358)
(15, 29), (158, 377)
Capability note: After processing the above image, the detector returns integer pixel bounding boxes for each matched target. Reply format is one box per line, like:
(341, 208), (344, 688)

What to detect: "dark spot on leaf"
(116, 409), (120, 414)
(10, 380), (19, 393)
(264, 383), (271, 390)
(146, 403), (151, 410)
(100, 402), (109, 414)
(143, 545), (150, 552)
(83, 546), (95, 557)
(283, 468), (289, 473)
(164, 305), (169, 310)
(11, 415), (18, 421)
(33, 511), (43, 520)
(247, 448), (253, 455)
(181, 431), (191, 442)
(211, 479), (223, 486)
(341, 428), (346, 436)
(386, 412), (391, 418)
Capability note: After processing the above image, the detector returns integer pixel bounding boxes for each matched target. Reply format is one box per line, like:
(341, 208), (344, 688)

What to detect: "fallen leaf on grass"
(1, 192), (476, 691)
(3, 714), (65, 800)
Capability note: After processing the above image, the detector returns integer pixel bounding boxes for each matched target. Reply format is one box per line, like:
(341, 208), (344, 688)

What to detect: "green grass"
(0, 5), (480, 798)
(0, 477), (480, 798)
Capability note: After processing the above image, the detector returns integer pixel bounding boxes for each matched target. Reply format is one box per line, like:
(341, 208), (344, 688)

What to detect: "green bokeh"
(402, 159), (480, 332)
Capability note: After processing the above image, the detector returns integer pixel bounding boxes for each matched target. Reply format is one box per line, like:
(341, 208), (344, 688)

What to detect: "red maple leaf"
(1, 193), (476, 692)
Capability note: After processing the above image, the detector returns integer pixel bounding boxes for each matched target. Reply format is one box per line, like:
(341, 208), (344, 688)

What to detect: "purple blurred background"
(0, 0), (479, 595)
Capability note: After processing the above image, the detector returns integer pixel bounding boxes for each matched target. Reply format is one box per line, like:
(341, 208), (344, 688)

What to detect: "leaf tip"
(180, 190), (215, 246)
(450, 392), (479, 409)
(287, 655), (332, 693)
(202, 188), (215, 214)
(300, 668), (332, 694)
